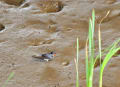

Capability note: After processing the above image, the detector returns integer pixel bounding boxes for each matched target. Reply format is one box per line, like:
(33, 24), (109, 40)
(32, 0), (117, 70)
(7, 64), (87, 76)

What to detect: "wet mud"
(0, 0), (120, 87)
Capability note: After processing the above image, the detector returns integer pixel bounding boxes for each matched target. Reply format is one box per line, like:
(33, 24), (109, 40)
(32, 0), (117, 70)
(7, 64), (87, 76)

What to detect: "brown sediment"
(0, 0), (120, 87)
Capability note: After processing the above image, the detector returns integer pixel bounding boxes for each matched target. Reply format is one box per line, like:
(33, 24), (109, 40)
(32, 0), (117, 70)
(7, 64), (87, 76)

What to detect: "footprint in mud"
(40, 39), (55, 45)
(0, 23), (5, 31)
(2, 0), (25, 6)
(27, 38), (54, 46)
(27, 38), (42, 46)
(36, 0), (64, 13)
(23, 0), (64, 13)
(46, 19), (59, 33)
(25, 19), (47, 29)
(46, 25), (58, 33)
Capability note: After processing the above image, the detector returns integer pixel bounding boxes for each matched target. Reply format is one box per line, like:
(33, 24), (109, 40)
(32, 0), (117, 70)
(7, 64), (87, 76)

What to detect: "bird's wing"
(32, 55), (44, 59)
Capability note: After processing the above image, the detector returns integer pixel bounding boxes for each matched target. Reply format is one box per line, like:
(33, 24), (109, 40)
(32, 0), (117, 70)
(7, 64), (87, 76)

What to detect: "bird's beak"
(54, 54), (56, 56)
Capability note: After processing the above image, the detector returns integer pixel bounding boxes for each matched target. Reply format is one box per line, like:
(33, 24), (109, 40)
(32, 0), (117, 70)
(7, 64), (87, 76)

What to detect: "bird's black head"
(50, 51), (56, 54)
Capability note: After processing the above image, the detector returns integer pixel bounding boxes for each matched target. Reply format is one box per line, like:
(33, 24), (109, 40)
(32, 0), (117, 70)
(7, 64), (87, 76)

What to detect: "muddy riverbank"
(0, 0), (120, 87)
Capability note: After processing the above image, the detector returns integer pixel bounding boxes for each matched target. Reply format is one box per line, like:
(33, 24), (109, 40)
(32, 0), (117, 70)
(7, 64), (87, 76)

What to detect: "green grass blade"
(102, 48), (120, 70)
(91, 9), (95, 61)
(75, 37), (79, 87)
(94, 39), (120, 66)
(98, 19), (102, 87)
(89, 19), (92, 57)
(77, 38), (79, 64)
(98, 25), (102, 65)
(98, 11), (110, 68)
(99, 39), (120, 87)
(87, 9), (95, 87)
(92, 9), (95, 38)
(88, 18), (92, 87)
(86, 38), (89, 87)
(85, 9), (120, 87)
(2, 72), (15, 87)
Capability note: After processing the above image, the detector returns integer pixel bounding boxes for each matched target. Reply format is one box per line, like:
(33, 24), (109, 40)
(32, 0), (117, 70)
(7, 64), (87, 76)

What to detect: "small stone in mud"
(62, 61), (70, 66)
(0, 23), (5, 31)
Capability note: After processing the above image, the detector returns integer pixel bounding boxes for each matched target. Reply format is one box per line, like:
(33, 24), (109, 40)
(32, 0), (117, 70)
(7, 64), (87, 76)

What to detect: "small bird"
(32, 51), (56, 62)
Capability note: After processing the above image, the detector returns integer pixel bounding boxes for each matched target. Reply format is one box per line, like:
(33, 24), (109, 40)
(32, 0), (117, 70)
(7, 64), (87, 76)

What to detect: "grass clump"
(75, 10), (120, 87)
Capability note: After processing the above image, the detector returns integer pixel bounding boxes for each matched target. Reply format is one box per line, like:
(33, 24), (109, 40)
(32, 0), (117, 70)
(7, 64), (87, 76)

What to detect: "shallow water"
(0, 0), (120, 87)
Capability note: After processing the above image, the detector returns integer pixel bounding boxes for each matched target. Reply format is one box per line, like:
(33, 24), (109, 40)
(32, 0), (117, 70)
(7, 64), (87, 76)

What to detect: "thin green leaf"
(75, 38), (79, 87)
(86, 38), (89, 87)
(2, 72), (15, 87)
(99, 46), (120, 87)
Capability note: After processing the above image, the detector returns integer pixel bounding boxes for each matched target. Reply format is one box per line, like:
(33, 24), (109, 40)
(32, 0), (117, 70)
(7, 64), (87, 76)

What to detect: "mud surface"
(0, 0), (120, 87)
